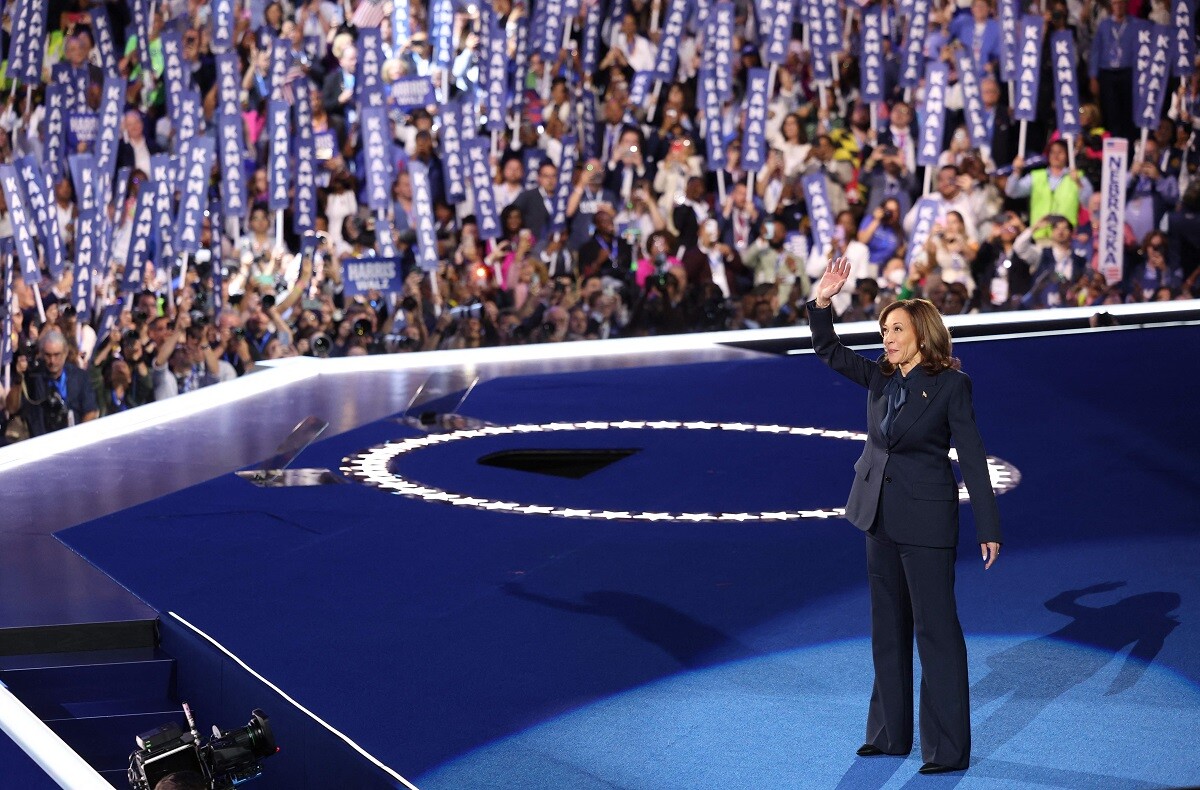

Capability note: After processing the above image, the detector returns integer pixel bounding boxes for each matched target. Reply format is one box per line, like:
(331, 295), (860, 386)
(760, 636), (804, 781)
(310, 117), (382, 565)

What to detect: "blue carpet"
(56, 325), (1200, 788)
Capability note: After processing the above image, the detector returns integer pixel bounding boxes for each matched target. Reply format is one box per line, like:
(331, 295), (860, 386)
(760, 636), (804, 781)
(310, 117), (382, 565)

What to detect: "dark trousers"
(864, 515), (971, 768)
(1098, 69), (1135, 143)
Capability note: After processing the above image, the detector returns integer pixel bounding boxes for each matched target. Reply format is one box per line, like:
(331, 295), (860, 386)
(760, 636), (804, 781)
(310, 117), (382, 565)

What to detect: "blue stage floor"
(52, 324), (1200, 789)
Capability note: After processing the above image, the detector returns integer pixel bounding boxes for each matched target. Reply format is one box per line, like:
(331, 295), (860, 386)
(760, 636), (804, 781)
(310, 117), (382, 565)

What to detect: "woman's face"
(880, 308), (921, 368)
(946, 213), (965, 234)
(782, 115), (800, 141)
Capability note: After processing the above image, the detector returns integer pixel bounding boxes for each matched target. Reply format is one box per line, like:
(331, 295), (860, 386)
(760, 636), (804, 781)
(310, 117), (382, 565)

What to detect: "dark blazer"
(809, 302), (1001, 548)
(511, 187), (554, 240)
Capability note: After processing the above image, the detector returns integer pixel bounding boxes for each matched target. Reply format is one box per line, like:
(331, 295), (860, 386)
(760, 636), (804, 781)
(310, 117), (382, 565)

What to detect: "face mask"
(888, 269), (906, 286)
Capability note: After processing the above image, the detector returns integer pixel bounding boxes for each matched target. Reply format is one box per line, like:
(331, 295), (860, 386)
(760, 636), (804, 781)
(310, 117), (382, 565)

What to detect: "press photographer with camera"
(151, 312), (222, 400)
(5, 329), (99, 438)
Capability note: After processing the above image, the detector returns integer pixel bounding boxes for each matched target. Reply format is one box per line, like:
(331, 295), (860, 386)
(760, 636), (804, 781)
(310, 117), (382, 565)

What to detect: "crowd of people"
(3, 0), (1200, 443)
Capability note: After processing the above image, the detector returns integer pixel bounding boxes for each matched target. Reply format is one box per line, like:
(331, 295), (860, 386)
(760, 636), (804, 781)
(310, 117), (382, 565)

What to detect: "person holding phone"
(808, 257), (1002, 776)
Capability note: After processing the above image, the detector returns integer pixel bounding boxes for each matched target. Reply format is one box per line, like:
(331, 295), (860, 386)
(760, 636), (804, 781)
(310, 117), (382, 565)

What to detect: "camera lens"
(262, 294), (276, 309)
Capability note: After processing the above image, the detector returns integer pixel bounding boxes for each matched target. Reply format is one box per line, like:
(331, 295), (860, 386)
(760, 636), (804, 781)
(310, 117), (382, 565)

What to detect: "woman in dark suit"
(809, 257), (1002, 775)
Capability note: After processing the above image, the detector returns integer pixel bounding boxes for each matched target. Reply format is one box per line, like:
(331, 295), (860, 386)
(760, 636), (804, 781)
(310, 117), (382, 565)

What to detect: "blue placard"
(956, 51), (990, 147)
(905, 196), (940, 267)
(361, 106), (393, 211)
(409, 162), (440, 271)
(860, 7), (885, 103)
(699, 69), (727, 170)
(1172, 0), (1196, 76)
(0, 165), (40, 285)
(293, 84), (317, 232)
(174, 138), (216, 254)
(465, 138), (502, 240)
(802, 172), (835, 252)
(1135, 24), (1172, 130)
(439, 99), (468, 205)
(268, 100), (290, 211)
(391, 76), (436, 111)
(918, 62), (949, 166)
(122, 184), (158, 294)
(1049, 32), (1082, 137)
(741, 68), (770, 173)
(551, 137), (579, 232)
(1012, 15), (1044, 123)
(342, 257), (406, 296)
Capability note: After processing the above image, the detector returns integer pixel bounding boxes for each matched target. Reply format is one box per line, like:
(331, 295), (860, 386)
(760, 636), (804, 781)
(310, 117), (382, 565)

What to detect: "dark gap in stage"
(477, 449), (641, 479)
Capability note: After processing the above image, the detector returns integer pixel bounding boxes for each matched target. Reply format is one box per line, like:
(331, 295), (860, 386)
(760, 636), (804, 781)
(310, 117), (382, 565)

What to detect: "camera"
(189, 310), (208, 327)
(132, 308), (150, 324)
(310, 333), (332, 357)
(400, 296), (419, 312)
(16, 339), (37, 361)
(128, 704), (276, 790)
(351, 317), (373, 337)
(261, 294), (276, 310)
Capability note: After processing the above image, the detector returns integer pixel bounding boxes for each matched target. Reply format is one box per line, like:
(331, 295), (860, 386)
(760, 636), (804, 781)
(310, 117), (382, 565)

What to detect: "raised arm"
(808, 257), (877, 388)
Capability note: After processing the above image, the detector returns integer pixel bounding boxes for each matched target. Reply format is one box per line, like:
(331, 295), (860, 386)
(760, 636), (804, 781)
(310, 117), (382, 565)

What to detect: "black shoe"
(919, 762), (964, 775)
(856, 744), (885, 756)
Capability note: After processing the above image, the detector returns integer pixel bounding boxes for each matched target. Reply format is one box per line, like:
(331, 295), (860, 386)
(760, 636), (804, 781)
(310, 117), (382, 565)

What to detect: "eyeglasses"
(1148, 243), (1166, 252)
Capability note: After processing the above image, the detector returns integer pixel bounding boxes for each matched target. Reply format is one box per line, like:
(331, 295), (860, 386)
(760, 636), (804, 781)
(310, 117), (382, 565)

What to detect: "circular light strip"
(340, 421), (1021, 522)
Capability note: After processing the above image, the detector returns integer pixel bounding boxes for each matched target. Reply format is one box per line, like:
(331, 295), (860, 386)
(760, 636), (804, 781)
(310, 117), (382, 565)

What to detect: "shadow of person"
(969, 581), (1181, 759)
(502, 582), (753, 668)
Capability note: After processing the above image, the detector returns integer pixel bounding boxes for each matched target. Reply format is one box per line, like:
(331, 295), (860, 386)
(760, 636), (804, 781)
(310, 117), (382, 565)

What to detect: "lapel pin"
(922, 391), (927, 398)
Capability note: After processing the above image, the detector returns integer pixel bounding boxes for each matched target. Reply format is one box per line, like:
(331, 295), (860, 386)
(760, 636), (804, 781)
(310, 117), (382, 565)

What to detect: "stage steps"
(0, 638), (186, 783)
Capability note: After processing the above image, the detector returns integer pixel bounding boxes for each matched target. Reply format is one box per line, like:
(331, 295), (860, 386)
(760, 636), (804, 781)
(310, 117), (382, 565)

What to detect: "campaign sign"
(175, 88), (204, 146)
(293, 84), (317, 233)
(802, 172), (835, 253)
(90, 5), (120, 75)
(161, 26), (187, 124)
(269, 37), (290, 102)
(1098, 137), (1129, 285)
(151, 156), (176, 269)
(1135, 25), (1172, 130)
(69, 241), (95, 321)
(432, 0), (455, 70)
(905, 196), (940, 267)
(512, 16), (532, 119)
(0, 165), (40, 285)
(582, 0), (604, 79)
(956, 51), (989, 147)
(10, 0), (46, 85)
(817, 1), (841, 57)
(215, 51), (241, 120)
(653, 0), (690, 81)
(94, 75), (126, 199)
(551, 136), (580, 232)
(357, 27), (386, 112)
(44, 84), (68, 182)
(375, 211), (397, 258)
(121, 184), (158, 294)
(217, 112), (247, 223)
(539, 0), (566, 62)
(268, 100), (290, 211)
(465, 138), (502, 240)
(1049, 32), (1082, 137)
(1012, 15), (1043, 123)
(174, 137), (216, 255)
(998, 0), (1020, 82)
(1172, 0), (1196, 76)
(763, 0), (794, 65)
(439, 99), (468, 205)
(392, 0), (410, 46)
(901, 0), (931, 88)
(806, 1), (835, 83)
(741, 67), (770, 172)
(580, 88), (599, 159)
(710, 2), (736, 98)
(861, 7), (885, 103)
(131, 0), (153, 76)
(629, 72), (654, 107)
(362, 106), (393, 211)
(486, 14), (508, 132)
(211, 0), (236, 52)
(699, 69), (727, 170)
(342, 257), (405, 296)
(392, 76), (436, 111)
(17, 157), (64, 282)
(918, 62), (949, 166)
(409, 162), (441, 271)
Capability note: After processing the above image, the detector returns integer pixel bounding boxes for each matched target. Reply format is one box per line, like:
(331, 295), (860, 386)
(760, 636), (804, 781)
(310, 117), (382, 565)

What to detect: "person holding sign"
(808, 257), (1002, 776)
(1005, 139), (1092, 236)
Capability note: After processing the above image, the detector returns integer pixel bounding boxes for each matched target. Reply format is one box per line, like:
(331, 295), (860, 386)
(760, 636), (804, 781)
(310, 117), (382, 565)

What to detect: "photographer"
(89, 327), (154, 416)
(151, 312), (221, 400)
(5, 329), (98, 438)
(744, 216), (810, 306)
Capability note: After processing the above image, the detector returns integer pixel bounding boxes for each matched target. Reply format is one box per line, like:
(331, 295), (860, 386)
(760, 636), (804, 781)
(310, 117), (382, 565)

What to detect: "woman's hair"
(877, 299), (961, 375)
